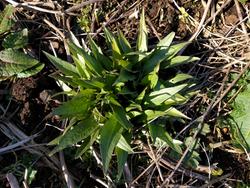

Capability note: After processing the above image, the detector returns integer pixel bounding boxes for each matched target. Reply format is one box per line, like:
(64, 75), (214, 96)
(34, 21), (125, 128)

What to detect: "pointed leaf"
(100, 115), (123, 173)
(169, 73), (193, 84)
(147, 84), (187, 105)
(117, 135), (133, 154)
(50, 117), (98, 155)
(68, 42), (104, 76)
(54, 91), (94, 118)
(88, 34), (112, 70)
(111, 105), (133, 129)
(104, 27), (122, 59)
(163, 56), (199, 68)
(165, 107), (190, 119)
(157, 32), (175, 48)
(137, 8), (148, 52)
(115, 147), (128, 180)
(118, 29), (132, 53)
(75, 129), (99, 158)
(44, 51), (79, 77)
(149, 124), (182, 154)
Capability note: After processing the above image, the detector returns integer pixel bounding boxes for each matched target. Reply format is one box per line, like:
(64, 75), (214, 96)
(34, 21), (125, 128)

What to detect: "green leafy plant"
(46, 9), (199, 178)
(0, 5), (44, 80)
(228, 83), (250, 152)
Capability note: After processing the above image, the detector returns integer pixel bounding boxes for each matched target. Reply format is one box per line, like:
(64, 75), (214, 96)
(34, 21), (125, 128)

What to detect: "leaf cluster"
(46, 10), (199, 178)
(0, 5), (44, 80)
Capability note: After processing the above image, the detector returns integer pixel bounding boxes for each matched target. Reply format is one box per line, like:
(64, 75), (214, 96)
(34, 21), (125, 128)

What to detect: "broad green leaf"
(166, 42), (189, 60)
(111, 105), (133, 129)
(165, 107), (190, 119)
(149, 124), (182, 154)
(137, 8), (148, 52)
(100, 115), (123, 173)
(229, 84), (250, 151)
(162, 56), (199, 69)
(157, 32), (175, 48)
(117, 135), (133, 154)
(0, 49), (44, 78)
(0, 5), (15, 35)
(169, 73), (193, 84)
(142, 64), (159, 89)
(163, 93), (187, 106)
(76, 78), (105, 89)
(50, 117), (98, 155)
(75, 129), (99, 158)
(115, 147), (128, 180)
(144, 109), (167, 121)
(149, 84), (187, 97)
(117, 29), (132, 53)
(68, 42), (104, 76)
(50, 73), (79, 88)
(2, 28), (28, 49)
(142, 47), (172, 75)
(147, 84), (187, 105)
(144, 107), (189, 122)
(44, 51), (79, 77)
(54, 92), (94, 118)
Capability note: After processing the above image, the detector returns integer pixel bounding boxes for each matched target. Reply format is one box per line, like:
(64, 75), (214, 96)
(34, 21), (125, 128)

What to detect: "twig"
(59, 151), (75, 188)
(6, 173), (20, 188)
(234, 0), (249, 39)
(4, 0), (62, 14)
(188, 0), (213, 42)
(65, 0), (104, 13)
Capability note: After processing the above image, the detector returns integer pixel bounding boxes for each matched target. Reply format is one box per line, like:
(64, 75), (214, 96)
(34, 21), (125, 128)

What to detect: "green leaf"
(166, 42), (189, 60)
(149, 124), (182, 154)
(0, 49), (44, 78)
(0, 5), (15, 35)
(2, 28), (28, 49)
(68, 32), (90, 78)
(157, 32), (175, 48)
(54, 92), (94, 118)
(144, 107), (189, 122)
(229, 84), (250, 151)
(88, 34), (112, 70)
(44, 51), (79, 77)
(162, 56), (199, 69)
(165, 107), (190, 119)
(142, 64), (159, 89)
(117, 135), (133, 154)
(113, 69), (136, 86)
(68, 42), (104, 76)
(169, 73), (193, 84)
(147, 84), (188, 105)
(100, 115), (123, 173)
(115, 147), (128, 180)
(117, 29), (132, 54)
(104, 27), (122, 59)
(75, 129), (99, 158)
(49, 117), (99, 155)
(137, 8), (148, 52)
(111, 105), (133, 129)
(76, 78), (105, 89)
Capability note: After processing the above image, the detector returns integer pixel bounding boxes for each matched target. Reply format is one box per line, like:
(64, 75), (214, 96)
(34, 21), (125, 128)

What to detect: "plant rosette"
(45, 9), (199, 178)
